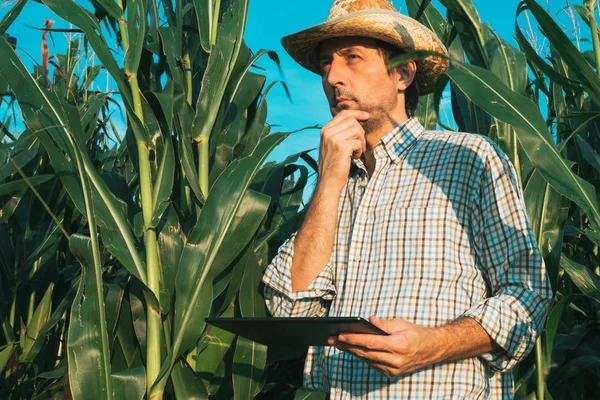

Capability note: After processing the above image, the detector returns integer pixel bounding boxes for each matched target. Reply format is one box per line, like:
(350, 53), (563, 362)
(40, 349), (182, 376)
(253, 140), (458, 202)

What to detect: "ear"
(395, 60), (417, 92)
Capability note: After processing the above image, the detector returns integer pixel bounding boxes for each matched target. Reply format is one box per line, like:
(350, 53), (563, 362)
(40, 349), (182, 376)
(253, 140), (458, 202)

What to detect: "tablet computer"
(204, 317), (389, 346)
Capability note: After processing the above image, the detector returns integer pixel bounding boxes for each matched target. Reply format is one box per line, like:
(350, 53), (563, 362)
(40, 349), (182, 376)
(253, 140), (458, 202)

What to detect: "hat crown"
(327, 0), (397, 20)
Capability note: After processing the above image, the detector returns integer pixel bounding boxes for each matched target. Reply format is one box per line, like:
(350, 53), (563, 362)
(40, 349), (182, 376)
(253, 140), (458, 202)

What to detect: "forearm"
(291, 181), (342, 292)
(430, 317), (499, 364)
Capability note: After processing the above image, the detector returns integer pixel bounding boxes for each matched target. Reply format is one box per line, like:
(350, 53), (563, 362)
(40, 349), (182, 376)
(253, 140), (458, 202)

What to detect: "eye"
(347, 54), (360, 60)
(319, 58), (331, 71)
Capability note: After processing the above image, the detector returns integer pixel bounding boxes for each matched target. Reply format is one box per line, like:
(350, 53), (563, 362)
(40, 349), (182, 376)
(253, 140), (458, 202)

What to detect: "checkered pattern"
(262, 118), (552, 399)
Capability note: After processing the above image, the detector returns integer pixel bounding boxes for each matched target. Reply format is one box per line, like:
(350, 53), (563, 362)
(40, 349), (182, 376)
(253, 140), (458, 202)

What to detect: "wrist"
(315, 177), (346, 196)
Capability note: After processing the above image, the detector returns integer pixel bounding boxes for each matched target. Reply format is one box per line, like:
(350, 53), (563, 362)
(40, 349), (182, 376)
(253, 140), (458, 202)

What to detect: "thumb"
(369, 316), (413, 334)
(369, 316), (392, 334)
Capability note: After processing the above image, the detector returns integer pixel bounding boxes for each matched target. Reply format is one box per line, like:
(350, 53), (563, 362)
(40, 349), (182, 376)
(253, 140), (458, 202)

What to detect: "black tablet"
(204, 317), (389, 346)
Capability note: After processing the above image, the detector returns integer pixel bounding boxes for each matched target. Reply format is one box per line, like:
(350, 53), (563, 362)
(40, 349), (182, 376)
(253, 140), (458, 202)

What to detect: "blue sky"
(0, 0), (588, 162)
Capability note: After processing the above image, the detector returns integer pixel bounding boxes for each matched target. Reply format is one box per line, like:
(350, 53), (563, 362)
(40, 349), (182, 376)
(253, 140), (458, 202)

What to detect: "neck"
(364, 110), (409, 148)
(362, 112), (409, 175)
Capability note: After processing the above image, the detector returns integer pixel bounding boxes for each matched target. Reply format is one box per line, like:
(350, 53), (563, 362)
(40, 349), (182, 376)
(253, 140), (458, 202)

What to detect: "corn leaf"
(151, 131), (290, 395)
(68, 234), (114, 400)
(446, 60), (600, 230)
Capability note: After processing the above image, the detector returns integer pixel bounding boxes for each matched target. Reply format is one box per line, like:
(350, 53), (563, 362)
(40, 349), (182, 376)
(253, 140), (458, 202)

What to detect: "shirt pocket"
(374, 205), (471, 281)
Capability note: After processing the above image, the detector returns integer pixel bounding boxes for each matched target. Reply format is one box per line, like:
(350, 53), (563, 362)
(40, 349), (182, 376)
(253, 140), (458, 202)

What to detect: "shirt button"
(352, 257), (360, 263)
(359, 214), (367, 221)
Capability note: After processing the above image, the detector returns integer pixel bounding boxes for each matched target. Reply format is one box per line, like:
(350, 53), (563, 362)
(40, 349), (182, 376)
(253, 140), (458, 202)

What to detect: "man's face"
(318, 37), (402, 132)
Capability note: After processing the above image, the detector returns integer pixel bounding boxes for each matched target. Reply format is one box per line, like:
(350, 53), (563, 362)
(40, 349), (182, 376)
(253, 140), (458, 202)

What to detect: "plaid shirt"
(262, 118), (552, 399)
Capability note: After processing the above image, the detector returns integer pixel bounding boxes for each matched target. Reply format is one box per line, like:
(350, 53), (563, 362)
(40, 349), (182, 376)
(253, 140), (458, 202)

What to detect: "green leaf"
(21, 279), (79, 362)
(92, 0), (123, 21)
(0, 342), (14, 374)
(549, 355), (600, 383)
(1, 149), (38, 181)
(232, 337), (267, 400)
(125, 0), (147, 74)
(157, 206), (184, 314)
(113, 367), (146, 400)
(405, 0), (450, 45)
(446, 60), (600, 229)
(192, 0), (212, 52)
(210, 189), (270, 283)
(439, 0), (489, 67)
(150, 134), (175, 226)
(175, 104), (205, 205)
(151, 132), (290, 396)
(22, 283), (54, 358)
(0, 174), (54, 197)
(239, 246), (267, 319)
(521, 0), (600, 105)
(575, 134), (600, 174)
(294, 389), (328, 400)
(544, 294), (586, 367)
(196, 302), (236, 381)
(80, 93), (109, 142)
(447, 37), (491, 135)
(150, 79), (177, 134)
(233, 230), (268, 399)
(178, 281), (213, 360)
(192, 0), (249, 142)
(514, 15), (581, 91)
(67, 234), (114, 399)
(523, 170), (569, 289)
(0, 35), (147, 283)
(41, 0), (149, 144)
(171, 360), (209, 400)
(560, 255), (600, 296)
(0, 0), (27, 35)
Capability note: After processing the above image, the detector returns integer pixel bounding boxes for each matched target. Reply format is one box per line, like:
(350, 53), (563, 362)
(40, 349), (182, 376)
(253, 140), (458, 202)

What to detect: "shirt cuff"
(262, 233), (337, 317)
(460, 291), (541, 372)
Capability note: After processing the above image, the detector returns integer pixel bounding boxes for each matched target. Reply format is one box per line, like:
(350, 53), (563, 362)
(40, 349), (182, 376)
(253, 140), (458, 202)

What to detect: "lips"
(335, 97), (354, 105)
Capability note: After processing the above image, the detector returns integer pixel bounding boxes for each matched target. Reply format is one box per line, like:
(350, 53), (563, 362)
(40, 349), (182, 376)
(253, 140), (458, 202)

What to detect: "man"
(262, 0), (552, 398)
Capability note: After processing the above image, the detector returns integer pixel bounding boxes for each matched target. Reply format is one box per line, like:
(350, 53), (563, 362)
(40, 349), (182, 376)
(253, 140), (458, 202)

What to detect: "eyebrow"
(319, 46), (363, 61)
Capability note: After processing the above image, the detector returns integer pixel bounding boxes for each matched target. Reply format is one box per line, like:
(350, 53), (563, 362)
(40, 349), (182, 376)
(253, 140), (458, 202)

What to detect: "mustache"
(335, 88), (356, 101)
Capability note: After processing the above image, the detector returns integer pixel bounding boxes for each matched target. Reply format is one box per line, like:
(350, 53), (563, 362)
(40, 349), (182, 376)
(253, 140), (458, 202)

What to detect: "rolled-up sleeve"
(262, 232), (337, 317)
(462, 140), (553, 372)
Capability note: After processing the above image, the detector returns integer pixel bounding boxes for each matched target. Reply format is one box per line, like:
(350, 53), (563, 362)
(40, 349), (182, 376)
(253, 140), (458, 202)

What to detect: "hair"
(374, 40), (420, 119)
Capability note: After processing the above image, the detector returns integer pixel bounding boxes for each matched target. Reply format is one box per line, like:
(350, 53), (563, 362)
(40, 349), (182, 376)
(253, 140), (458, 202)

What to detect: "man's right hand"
(318, 110), (369, 192)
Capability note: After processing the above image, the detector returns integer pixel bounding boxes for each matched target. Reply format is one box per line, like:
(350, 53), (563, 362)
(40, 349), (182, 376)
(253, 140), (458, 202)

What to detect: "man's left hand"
(327, 316), (443, 379)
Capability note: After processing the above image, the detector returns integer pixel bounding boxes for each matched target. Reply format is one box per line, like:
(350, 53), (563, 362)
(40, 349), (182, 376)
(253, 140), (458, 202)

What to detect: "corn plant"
(0, 0), (315, 398)
(3, 0), (600, 399)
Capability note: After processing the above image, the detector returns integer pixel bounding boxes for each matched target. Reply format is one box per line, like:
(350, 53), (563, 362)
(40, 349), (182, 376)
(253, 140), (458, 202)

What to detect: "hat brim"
(281, 9), (449, 95)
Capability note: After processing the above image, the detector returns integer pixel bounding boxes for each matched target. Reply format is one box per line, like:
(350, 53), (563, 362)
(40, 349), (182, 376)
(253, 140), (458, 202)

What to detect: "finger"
(331, 109), (370, 123)
(365, 362), (398, 379)
(343, 139), (363, 159)
(335, 342), (392, 363)
(323, 118), (365, 142)
(332, 124), (366, 150)
(369, 316), (412, 334)
(322, 111), (369, 134)
(369, 316), (391, 333)
(337, 333), (394, 352)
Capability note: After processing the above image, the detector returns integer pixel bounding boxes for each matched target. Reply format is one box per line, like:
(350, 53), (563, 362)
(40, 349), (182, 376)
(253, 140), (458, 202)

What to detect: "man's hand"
(327, 316), (498, 379)
(318, 110), (369, 192)
(327, 316), (441, 379)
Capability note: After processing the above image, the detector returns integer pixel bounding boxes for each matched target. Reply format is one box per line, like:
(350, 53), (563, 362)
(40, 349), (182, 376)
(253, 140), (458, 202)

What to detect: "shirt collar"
(352, 117), (425, 172)
(378, 117), (425, 164)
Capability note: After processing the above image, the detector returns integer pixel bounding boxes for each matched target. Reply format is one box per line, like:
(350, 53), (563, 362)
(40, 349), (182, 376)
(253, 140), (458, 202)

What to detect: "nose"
(323, 56), (347, 89)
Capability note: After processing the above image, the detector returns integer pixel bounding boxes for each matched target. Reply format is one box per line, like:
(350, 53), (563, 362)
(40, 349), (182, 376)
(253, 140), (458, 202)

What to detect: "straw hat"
(281, 0), (449, 95)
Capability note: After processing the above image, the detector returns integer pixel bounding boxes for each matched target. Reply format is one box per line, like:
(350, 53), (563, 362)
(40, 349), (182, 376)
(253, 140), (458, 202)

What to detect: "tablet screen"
(205, 317), (389, 346)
